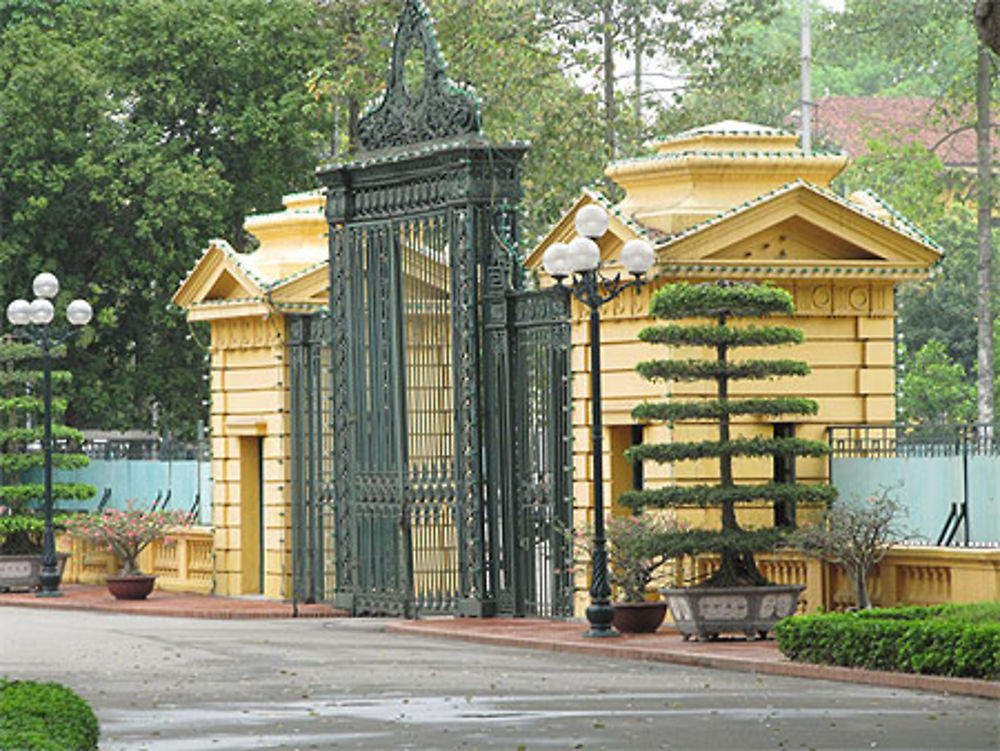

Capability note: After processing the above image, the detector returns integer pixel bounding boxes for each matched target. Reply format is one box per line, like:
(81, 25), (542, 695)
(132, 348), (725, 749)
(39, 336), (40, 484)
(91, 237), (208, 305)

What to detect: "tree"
(0, 335), (94, 553)
(0, 0), (335, 437)
(791, 491), (913, 609)
(898, 339), (976, 425)
(659, 0), (802, 133)
(539, 0), (781, 158)
(622, 281), (835, 587)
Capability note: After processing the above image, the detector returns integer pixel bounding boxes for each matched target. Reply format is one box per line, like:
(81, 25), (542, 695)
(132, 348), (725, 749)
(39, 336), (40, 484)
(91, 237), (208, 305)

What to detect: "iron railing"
(828, 424), (1000, 459)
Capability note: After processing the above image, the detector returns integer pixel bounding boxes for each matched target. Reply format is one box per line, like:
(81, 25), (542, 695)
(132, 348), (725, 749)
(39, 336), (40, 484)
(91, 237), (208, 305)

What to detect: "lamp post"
(6, 273), (93, 597)
(543, 205), (655, 637)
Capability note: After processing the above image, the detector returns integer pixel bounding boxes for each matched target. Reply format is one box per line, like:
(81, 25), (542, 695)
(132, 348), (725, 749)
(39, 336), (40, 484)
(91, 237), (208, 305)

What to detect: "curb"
(0, 586), (346, 620)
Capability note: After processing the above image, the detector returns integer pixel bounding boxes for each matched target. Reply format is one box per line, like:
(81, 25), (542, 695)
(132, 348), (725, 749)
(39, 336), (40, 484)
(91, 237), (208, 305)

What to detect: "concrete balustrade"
(665, 546), (1000, 615)
(57, 526), (214, 594)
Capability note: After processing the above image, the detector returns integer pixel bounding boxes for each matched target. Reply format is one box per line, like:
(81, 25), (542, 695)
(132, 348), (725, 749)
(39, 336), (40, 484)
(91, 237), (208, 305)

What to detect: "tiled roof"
(811, 96), (995, 166)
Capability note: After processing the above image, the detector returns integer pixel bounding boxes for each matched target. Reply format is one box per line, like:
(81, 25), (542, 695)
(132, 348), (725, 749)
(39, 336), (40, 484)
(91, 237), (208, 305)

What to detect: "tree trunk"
(708, 313), (768, 587)
(701, 548), (769, 588)
(717, 316), (735, 532)
(633, 0), (643, 133)
(347, 95), (361, 154)
(851, 568), (872, 609)
(976, 44), (994, 426)
(602, 0), (616, 163)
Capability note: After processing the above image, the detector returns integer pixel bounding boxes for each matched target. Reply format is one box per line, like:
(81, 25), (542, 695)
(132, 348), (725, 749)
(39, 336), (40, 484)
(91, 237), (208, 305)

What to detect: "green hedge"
(774, 604), (1000, 680)
(0, 679), (99, 750)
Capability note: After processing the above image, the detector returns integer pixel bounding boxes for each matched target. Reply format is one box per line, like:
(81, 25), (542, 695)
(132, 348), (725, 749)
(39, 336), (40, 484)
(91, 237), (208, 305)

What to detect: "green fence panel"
(25, 459), (212, 523)
(831, 455), (1000, 544)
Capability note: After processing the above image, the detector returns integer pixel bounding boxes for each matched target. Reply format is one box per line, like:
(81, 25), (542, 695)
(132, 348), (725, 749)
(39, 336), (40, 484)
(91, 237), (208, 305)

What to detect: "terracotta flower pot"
(106, 574), (156, 600)
(612, 600), (668, 633)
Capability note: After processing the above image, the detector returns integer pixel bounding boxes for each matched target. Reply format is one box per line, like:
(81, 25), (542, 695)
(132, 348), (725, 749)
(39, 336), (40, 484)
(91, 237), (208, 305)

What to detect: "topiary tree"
(0, 335), (94, 554)
(621, 281), (836, 588)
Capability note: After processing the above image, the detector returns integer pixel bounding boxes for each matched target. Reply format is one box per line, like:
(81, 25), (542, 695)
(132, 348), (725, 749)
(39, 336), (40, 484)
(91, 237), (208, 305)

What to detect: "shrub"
(0, 679), (99, 750)
(775, 604), (1000, 680)
(788, 490), (915, 608)
(0, 512), (73, 555)
(573, 513), (686, 602)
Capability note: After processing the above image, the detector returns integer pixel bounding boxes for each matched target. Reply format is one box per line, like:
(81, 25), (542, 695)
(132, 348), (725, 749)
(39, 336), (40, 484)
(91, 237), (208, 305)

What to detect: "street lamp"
(543, 204), (655, 637)
(6, 272), (93, 597)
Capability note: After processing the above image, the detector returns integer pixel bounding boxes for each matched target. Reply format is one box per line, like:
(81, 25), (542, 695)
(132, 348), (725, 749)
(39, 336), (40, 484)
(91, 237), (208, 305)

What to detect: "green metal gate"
(290, 0), (573, 618)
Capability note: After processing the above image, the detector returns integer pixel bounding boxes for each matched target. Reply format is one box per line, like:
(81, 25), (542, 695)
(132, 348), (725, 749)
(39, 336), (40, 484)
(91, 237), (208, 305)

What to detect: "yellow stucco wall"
(209, 315), (293, 597)
(173, 189), (328, 599)
(571, 277), (897, 534)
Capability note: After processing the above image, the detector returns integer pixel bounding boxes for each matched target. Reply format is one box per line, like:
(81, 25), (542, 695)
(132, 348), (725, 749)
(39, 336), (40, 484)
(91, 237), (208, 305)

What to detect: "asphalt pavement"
(1, 606), (997, 750)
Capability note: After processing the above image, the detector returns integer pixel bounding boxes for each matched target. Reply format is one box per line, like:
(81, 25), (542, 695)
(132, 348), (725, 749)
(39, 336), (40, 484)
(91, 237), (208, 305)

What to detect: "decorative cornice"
(268, 260), (328, 290)
(609, 149), (846, 171)
(652, 262), (929, 280)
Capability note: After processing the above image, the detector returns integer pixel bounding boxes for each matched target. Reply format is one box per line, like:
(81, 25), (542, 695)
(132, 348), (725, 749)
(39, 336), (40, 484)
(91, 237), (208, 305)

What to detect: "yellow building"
(173, 190), (330, 597)
(173, 121), (946, 605)
(527, 120), (941, 534)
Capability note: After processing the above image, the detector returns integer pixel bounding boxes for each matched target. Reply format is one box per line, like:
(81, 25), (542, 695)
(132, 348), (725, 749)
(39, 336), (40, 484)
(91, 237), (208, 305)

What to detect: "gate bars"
(289, 0), (574, 618)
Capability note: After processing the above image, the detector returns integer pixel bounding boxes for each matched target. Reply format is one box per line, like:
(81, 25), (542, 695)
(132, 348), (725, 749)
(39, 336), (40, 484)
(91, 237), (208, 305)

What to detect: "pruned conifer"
(624, 281), (836, 587)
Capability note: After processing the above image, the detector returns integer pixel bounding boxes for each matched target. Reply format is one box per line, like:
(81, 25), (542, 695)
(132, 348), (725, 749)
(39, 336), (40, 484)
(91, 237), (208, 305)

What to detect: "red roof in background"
(813, 96), (981, 166)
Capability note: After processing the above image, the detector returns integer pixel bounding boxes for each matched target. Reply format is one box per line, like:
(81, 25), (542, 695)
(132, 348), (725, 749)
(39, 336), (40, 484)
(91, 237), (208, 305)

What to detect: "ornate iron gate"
(291, 0), (572, 617)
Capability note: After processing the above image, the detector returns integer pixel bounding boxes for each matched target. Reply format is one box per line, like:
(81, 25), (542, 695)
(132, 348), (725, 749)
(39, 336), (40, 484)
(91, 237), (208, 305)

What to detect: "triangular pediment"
(698, 216), (883, 262)
(268, 262), (329, 309)
(173, 240), (265, 309)
(658, 182), (940, 273)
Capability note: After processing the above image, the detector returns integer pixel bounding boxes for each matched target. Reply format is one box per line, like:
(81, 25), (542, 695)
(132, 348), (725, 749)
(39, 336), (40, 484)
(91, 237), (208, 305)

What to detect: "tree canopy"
(0, 0), (992, 435)
(1, 0), (334, 437)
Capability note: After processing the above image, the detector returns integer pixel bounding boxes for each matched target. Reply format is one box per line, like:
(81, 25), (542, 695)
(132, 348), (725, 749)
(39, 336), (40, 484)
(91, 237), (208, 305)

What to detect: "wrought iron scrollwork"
(357, 0), (481, 151)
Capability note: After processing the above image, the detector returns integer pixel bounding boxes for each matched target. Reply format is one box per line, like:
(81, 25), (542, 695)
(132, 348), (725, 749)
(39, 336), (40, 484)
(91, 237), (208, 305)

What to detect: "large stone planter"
(0, 553), (71, 592)
(661, 584), (804, 641)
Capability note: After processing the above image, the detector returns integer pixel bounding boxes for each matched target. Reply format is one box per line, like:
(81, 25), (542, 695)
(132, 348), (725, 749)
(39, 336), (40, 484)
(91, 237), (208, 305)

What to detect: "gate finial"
(357, 0), (482, 151)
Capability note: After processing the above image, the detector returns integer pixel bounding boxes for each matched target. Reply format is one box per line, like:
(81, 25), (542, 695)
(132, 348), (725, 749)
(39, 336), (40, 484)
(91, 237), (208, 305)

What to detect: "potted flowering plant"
(575, 512), (685, 633)
(63, 504), (194, 599)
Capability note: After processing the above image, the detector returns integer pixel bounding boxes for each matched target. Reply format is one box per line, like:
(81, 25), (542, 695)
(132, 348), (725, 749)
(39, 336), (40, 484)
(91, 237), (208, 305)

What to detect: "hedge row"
(774, 605), (1000, 680)
(0, 679), (99, 750)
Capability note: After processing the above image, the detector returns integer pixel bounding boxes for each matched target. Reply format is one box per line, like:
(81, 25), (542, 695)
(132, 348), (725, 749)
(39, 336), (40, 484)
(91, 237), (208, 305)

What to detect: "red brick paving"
(0, 584), (346, 619)
(386, 617), (1000, 701)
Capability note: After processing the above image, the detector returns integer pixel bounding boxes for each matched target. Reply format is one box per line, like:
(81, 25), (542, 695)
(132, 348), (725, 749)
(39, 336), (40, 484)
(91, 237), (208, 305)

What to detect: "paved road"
(1, 607), (997, 750)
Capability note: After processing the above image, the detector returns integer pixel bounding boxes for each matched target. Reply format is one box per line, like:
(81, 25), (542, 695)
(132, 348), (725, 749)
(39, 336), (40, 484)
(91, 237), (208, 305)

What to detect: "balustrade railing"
(57, 526), (214, 594)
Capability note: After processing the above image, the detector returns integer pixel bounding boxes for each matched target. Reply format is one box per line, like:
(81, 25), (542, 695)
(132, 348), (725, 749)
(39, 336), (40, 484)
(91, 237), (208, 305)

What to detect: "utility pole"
(976, 43), (994, 427)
